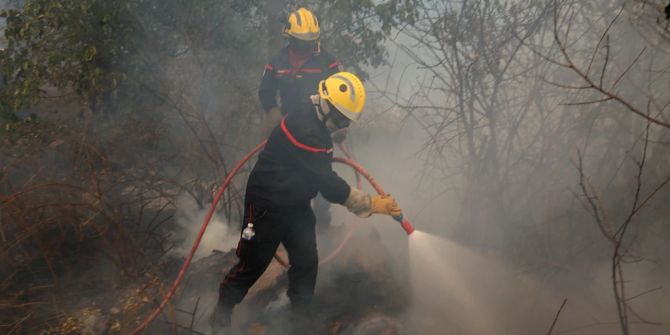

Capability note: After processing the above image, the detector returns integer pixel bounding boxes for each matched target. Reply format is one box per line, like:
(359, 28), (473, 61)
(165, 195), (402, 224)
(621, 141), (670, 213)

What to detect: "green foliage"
(0, 1), (140, 118)
(305, 0), (418, 78)
(0, 0), (413, 122)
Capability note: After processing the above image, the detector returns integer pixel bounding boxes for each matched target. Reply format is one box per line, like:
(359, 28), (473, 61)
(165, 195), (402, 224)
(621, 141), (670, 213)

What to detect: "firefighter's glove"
(264, 106), (283, 136)
(331, 128), (348, 143)
(344, 186), (373, 218)
(345, 188), (402, 218)
(370, 194), (402, 217)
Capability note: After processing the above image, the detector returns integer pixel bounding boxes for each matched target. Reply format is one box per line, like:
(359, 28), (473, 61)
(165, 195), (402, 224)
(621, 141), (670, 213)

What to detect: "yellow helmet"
(319, 72), (366, 122)
(284, 8), (320, 41)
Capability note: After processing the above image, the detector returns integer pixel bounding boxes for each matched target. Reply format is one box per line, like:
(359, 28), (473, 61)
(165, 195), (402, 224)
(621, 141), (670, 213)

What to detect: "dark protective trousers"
(219, 204), (318, 309)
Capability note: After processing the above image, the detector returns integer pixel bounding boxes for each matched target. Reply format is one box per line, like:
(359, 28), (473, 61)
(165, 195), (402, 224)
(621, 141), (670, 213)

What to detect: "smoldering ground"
(2, 0), (670, 334)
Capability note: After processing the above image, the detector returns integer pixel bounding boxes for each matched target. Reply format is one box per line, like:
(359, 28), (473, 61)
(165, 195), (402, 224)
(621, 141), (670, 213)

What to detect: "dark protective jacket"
(245, 103), (350, 210)
(258, 47), (341, 115)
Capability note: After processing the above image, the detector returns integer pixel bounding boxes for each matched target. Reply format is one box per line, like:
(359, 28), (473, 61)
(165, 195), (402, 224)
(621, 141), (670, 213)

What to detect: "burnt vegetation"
(1, 0), (669, 334)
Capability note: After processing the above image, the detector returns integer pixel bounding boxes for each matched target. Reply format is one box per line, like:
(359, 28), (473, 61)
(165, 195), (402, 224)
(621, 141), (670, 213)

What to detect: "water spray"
(129, 140), (414, 334)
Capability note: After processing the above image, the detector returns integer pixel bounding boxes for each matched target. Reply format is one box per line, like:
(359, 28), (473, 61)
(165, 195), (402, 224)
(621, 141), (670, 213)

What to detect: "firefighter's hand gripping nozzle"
(371, 195), (415, 235)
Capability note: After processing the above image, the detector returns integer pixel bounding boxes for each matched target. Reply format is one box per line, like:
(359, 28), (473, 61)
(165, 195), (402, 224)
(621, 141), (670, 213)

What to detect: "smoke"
(173, 195), (240, 260)
(347, 2), (670, 333)
(4, 0), (670, 333)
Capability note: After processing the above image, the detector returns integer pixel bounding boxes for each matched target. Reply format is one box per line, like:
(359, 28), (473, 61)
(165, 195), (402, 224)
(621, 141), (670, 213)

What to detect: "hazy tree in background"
(2, 0), (669, 333)
(391, 0), (552, 248)
(385, 0), (670, 333)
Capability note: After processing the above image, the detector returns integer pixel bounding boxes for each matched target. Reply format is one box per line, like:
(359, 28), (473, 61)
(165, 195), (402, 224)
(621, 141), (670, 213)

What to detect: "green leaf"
(83, 45), (97, 61)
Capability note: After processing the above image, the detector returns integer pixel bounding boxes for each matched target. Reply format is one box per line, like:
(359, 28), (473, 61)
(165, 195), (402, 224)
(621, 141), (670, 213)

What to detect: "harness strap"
(280, 118), (333, 154)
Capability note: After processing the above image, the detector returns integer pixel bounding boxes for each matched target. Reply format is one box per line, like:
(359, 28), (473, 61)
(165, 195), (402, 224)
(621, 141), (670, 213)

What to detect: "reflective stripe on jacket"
(259, 47), (341, 115)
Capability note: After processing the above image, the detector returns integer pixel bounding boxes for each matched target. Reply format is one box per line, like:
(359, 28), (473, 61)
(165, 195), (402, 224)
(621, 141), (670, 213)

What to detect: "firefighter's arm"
(258, 63), (279, 112)
(306, 153), (350, 205)
(290, 139), (350, 204)
(293, 142), (401, 217)
(344, 187), (401, 217)
(264, 107), (283, 135)
(258, 63), (283, 134)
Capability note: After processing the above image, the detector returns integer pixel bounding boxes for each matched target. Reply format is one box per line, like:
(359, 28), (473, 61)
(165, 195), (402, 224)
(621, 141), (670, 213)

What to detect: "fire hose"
(129, 140), (414, 334)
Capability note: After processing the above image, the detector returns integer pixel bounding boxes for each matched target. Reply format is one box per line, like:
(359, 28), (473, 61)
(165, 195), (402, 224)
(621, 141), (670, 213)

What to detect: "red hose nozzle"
(394, 214), (415, 235)
(400, 219), (415, 235)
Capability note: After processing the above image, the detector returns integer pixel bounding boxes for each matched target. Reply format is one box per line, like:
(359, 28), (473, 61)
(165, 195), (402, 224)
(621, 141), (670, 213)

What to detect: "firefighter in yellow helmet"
(259, 7), (346, 238)
(259, 7), (342, 133)
(210, 73), (401, 333)
(283, 7), (321, 41)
